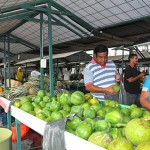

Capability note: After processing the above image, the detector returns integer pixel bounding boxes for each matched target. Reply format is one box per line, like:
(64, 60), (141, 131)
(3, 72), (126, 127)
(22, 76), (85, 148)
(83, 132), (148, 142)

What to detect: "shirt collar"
(91, 58), (96, 64)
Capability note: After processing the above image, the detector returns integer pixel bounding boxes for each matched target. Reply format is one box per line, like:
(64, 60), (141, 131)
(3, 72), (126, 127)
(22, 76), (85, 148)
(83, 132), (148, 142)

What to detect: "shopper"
(30, 66), (41, 77)
(83, 44), (120, 101)
(13, 67), (24, 82)
(63, 67), (71, 80)
(124, 53), (144, 106)
(140, 75), (150, 111)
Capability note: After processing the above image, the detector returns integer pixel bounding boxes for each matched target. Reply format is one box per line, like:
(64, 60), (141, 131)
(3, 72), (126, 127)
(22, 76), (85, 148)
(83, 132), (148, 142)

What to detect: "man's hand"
(105, 84), (117, 94)
(139, 73), (145, 78)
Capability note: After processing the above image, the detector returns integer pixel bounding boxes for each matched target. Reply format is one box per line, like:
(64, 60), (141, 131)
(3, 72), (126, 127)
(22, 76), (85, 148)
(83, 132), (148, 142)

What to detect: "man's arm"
(125, 66), (144, 83)
(140, 91), (150, 111)
(85, 84), (116, 94)
(127, 73), (144, 83)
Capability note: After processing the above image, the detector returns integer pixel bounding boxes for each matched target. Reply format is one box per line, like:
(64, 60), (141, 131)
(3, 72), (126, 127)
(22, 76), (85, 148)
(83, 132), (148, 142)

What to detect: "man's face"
(94, 52), (108, 65)
(131, 56), (138, 65)
(18, 69), (22, 72)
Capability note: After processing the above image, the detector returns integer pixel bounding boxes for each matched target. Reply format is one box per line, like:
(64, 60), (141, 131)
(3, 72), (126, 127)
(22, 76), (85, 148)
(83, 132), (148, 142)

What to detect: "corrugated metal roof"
(0, 0), (149, 62)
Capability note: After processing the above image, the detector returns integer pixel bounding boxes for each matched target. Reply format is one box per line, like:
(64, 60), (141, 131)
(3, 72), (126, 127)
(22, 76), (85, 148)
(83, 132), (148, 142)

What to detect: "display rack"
(10, 104), (106, 150)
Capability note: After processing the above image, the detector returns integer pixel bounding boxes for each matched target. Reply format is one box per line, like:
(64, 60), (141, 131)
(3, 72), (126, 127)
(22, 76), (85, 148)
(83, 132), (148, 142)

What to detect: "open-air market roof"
(15, 50), (92, 67)
(0, 0), (150, 64)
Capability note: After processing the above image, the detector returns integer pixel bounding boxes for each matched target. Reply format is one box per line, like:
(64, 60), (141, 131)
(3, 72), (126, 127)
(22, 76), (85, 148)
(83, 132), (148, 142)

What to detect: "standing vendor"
(13, 67), (24, 82)
(83, 44), (120, 101)
(140, 75), (150, 111)
(124, 53), (144, 107)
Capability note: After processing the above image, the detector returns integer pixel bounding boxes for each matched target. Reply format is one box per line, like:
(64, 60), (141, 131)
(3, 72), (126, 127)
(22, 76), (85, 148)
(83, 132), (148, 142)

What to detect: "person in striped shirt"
(84, 44), (120, 101)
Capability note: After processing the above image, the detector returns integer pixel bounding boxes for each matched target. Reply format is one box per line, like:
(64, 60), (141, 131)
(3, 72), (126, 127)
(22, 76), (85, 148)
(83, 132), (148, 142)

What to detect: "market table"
(11, 106), (106, 150)
(10, 104), (106, 150)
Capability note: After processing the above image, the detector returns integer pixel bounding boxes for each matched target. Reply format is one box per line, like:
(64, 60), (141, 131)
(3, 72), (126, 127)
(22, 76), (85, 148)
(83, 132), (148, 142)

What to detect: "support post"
(40, 13), (44, 90)
(4, 36), (7, 88)
(47, 0), (54, 96)
(7, 35), (11, 88)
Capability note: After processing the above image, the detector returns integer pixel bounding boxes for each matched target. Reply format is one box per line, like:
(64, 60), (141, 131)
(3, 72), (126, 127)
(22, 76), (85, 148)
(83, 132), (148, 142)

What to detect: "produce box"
(6, 79), (22, 88)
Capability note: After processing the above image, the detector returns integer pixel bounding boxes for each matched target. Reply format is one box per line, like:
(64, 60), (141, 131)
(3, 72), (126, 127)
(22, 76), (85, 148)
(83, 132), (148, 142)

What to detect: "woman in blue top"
(140, 75), (150, 111)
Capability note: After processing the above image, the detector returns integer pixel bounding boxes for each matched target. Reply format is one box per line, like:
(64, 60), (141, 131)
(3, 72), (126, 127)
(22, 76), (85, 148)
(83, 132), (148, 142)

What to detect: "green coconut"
(124, 118), (150, 146)
(135, 142), (150, 150)
(112, 84), (120, 92)
(108, 138), (134, 150)
(88, 132), (112, 149)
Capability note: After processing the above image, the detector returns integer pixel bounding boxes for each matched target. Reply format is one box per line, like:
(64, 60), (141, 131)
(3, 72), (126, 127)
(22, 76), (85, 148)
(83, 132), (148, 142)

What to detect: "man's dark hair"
(128, 53), (137, 61)
(94, 44), (108, 56)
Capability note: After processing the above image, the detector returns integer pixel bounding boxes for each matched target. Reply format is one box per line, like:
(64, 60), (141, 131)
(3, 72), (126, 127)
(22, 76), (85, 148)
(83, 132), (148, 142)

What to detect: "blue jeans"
(126, 92), (141, 107)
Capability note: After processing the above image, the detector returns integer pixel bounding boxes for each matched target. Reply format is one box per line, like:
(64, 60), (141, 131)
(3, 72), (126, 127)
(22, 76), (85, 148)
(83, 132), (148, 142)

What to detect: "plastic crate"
(0, 112), (7, 126)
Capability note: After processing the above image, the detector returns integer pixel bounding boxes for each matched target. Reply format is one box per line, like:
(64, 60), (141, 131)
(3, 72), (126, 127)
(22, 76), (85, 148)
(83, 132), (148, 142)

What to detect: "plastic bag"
(118, 81), (127, 104)
(43, 118), (67, 150)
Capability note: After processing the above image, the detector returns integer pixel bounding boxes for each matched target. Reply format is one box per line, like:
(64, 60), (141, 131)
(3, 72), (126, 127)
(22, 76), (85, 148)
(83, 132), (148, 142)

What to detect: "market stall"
(0, 0), (150, 150)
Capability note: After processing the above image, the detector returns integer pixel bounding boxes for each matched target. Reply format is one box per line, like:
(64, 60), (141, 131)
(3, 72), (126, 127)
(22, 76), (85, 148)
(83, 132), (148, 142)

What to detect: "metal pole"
(48, 0), (54, 96)
(122, 49), (124, 74)
(7, 34), (11, 88)
(25, 63), (27, 81)
(56, 58), (58, 80)
(40, 13), (44, 90)
(4, 36), (7, 88)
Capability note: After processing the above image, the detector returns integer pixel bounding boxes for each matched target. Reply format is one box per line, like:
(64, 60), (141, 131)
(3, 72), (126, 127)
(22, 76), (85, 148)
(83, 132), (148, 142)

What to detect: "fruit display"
(0, 86), (28, 100)
(12, 90), (150, 149)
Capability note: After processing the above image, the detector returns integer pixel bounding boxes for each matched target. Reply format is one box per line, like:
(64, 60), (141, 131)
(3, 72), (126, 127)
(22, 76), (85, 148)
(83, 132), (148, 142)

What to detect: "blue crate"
(0, 112), (7, 126)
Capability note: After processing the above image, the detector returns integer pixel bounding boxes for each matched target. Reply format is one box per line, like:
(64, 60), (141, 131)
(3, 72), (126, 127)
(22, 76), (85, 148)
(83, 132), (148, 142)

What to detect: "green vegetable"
(130, 108), (143, 119)
(85, 118), (95, 129)
(109, 128), (123, 139)
(75, 122), (93, 140)
(112, 84), (120, 92)
(88, 132), (111, 149)
(125, 118), (150, 146)
(108, 138), (133, 150)
(66, 116), (82, 130)
(94, 120), (111, 132)
(83, 108), (96, 119)
(49, 101), (61, 112)
(51, 111), (63, 120)
(71, 91), (85, 105)
(105, 110), (123, 127)
(59, 93), (72, 106)
(135, 142), (150, 150)
(21, 102), (34, 112)
(90, 103), (101, 112)
(37, 90), (45, 98)
(96, 108), (106, 119)
(121, 108), (131, 116)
